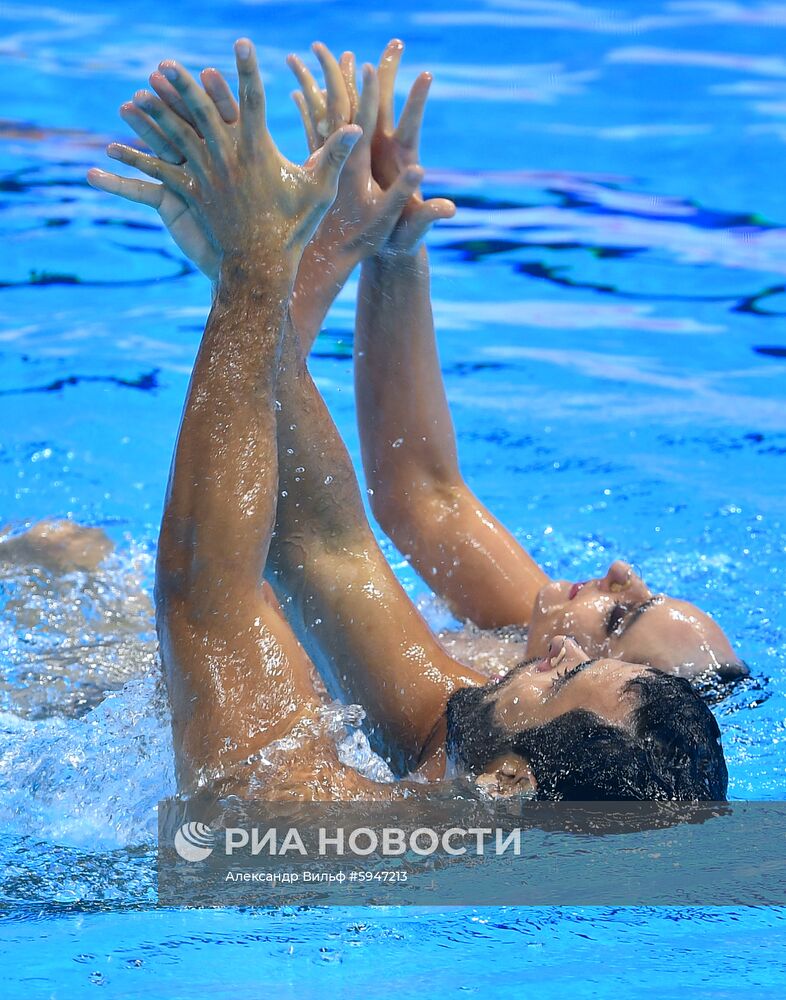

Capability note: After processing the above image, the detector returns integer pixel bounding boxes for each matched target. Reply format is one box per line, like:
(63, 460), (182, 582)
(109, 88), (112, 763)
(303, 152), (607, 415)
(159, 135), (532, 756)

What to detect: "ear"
(476, 753), (536, 798)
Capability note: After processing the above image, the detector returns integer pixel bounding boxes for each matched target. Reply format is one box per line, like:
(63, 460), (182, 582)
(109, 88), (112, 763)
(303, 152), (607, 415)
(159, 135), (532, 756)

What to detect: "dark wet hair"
(446, 669), (728, 801)
(713, 661), (749, 682)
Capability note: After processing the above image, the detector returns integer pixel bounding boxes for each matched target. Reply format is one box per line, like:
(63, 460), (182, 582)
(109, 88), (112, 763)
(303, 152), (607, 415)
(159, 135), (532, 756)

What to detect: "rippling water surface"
(2, 0), (786, 996)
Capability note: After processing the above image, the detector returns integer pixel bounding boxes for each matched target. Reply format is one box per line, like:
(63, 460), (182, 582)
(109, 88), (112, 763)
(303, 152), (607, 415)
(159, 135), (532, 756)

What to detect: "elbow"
(370, 475), (466, 547)
(368, 478), (419, 543)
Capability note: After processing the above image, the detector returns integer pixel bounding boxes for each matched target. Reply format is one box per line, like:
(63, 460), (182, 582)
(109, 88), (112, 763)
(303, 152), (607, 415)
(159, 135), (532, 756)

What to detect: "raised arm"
(266, 314), (483, 773)
(89, 40), (361, 790)
(91, 42), (485, 774)
(354, 42), (549, 630)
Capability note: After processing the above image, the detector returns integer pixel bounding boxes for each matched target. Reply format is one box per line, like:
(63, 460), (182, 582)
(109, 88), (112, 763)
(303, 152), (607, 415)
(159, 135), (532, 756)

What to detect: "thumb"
(391, 197), (456, 253)
(365, 165), (424, 245)
(422, 197), (456, 223)
(313, 124), (362, 192)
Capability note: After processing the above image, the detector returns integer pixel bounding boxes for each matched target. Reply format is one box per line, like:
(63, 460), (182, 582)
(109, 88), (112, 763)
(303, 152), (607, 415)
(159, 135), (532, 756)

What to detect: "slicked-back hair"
(445, 669), (728, 801)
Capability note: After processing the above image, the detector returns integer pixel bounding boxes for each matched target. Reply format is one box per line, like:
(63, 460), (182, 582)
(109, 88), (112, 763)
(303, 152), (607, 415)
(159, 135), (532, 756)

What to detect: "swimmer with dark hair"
(298, 41), (748, 686)
(77, 38), (729, 802)
(101, 38), (744, 687)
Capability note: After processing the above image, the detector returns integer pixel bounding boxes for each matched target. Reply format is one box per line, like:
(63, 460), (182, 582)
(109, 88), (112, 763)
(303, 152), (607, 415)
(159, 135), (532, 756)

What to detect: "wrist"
(299, 236), (357, 287)
(218, 251), (299, 293)
(364, 245), (428, 278)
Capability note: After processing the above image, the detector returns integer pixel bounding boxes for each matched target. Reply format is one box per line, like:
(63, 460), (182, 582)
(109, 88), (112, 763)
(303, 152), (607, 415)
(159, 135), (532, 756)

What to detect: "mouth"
(568, 581), (587, 600)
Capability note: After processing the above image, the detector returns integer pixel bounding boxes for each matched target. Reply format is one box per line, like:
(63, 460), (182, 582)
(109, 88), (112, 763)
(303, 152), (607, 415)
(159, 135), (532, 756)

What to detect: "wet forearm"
(355, 249), (460, 505)
(156, 257), (293, 609)
(289, 240), (356, 353)
(355, 250), (550, 627)
(267, 317), (482, 766)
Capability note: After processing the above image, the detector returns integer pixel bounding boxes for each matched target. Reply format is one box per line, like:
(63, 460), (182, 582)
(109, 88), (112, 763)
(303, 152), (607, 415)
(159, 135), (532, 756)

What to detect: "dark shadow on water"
(0, 370), (160, 396)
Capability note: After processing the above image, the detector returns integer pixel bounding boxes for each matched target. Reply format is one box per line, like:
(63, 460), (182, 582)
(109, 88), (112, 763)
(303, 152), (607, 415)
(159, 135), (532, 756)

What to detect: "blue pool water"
(2, 0), (786, 995)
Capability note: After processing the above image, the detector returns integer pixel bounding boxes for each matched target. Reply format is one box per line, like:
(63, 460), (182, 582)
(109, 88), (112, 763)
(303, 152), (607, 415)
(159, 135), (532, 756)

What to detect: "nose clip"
(607, 560), (632, 593)
(547, 636), (569, 669)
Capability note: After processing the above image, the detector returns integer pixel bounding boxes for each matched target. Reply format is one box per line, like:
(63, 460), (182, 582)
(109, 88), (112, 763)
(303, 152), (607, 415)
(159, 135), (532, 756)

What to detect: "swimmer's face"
(491, 636), (643, 735)
(472, 636), (647, 796)
(526, 560), (745, 680)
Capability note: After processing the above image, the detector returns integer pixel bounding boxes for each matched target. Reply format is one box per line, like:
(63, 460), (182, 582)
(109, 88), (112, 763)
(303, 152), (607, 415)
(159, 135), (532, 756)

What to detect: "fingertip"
(148, 71), (164, 88)
(235, 38), (253, 62)
(158, 59), (178, 82)
(431, 198), (456, 219)
(341, 123), (362, 145)
(361, 62), (375, 80)
(387, 38), (404, 50)
(404, 165), (424, 185)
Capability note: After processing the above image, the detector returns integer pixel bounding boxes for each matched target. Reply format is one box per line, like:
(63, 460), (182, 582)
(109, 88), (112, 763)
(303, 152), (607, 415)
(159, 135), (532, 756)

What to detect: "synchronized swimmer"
(6, 38), (744, 802)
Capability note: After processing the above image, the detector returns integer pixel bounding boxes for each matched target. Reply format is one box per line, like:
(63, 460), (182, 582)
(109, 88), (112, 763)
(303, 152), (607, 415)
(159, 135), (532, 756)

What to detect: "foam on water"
(0, 543), (400, 850)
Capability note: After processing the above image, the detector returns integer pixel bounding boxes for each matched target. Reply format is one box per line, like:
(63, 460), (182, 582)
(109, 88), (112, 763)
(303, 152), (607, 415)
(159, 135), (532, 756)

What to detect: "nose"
(602, 560), (651, 599)
(540, 635), (588, 671)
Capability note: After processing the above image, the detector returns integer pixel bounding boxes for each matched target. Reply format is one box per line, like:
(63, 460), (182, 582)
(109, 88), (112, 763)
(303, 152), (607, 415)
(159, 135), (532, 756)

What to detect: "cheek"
(557, 607), (609, 653)
(525, 605), (559, 654)
(607, 627), (667, 668)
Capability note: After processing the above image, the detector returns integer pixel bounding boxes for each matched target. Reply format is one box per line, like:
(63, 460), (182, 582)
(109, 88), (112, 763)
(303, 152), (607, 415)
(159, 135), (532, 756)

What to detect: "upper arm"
(269, 532), (485, 772)
(372, 479), (550, 630)
(157, 582), (324, 791)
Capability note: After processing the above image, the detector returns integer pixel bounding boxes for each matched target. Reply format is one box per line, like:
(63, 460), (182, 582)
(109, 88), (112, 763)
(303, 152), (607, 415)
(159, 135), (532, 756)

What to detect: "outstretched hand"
(290, 40), (454, 258)
(88, 95), (221, 281)
(88, 39), (360, 280)
(288, 42), (424, 263)
(370, 39), (455, 254)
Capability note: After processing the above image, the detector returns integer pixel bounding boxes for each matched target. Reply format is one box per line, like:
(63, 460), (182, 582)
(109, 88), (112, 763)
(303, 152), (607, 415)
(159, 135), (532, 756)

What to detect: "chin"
(524, 626), (550, 658)
(532, 579), (569, 616)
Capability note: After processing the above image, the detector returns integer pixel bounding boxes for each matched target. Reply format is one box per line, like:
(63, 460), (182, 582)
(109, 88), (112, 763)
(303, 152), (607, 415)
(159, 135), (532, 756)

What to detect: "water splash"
(0, 543), (394, 850)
